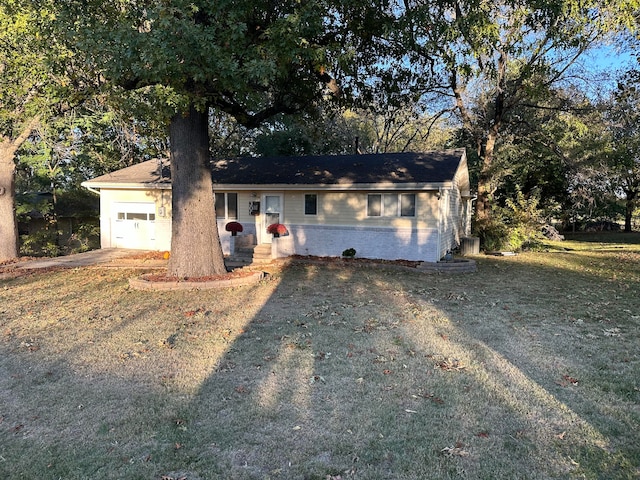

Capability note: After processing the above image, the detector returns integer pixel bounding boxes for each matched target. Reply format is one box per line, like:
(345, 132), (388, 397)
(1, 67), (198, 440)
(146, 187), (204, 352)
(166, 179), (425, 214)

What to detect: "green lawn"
(1, 234), (639, 479)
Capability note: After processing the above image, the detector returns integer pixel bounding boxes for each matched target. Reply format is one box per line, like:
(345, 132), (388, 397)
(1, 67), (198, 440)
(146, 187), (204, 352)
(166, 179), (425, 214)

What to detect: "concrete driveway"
(11, 249), (166, 270)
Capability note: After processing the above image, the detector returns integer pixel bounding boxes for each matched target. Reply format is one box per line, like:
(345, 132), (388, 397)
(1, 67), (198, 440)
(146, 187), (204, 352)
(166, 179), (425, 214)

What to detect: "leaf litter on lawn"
(1, 247), (639, 479)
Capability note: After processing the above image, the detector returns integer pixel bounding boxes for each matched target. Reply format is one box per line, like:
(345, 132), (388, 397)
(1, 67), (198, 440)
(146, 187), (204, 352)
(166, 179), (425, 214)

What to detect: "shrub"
(20, 230), (60, 257)
(63, 223), (100, 254)
(342, 248), (356, 258)
(476, 186), (545, 252)
(266, 223), (287, 236)
(225, 221), (243, 236)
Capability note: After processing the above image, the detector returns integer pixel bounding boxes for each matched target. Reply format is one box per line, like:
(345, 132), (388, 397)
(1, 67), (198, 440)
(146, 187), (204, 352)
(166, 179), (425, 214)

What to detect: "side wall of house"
(437, 156), (471, 259)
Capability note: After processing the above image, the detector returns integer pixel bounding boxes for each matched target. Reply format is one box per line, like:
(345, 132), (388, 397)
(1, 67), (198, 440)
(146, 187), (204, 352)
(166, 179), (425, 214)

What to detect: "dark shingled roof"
(211, 149), (465, 186)
(83, 149), (465, 187)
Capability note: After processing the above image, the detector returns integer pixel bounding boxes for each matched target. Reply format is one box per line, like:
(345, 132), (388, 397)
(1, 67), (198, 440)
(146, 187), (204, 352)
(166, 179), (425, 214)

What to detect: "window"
(304, 194), (318, 215)
(116, 212), (155, 221)
(367, 194), (382, 216)
(400, 194), (416, 216)
(367, 193), (416, 217)
(215, 192), (238, 219)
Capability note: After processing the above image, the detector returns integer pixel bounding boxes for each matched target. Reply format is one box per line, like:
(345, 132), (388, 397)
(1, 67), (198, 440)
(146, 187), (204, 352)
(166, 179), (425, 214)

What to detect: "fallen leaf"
(435, 358), (466, 371)
(556, 375), (579, 387)
(603, 328), (621, 337)
(440, 445), (469, 457)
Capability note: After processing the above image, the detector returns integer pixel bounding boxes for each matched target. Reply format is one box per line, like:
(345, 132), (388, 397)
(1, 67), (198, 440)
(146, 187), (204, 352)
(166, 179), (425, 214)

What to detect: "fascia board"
(81, 182), (172, 190)
(212, 182), (453, 191)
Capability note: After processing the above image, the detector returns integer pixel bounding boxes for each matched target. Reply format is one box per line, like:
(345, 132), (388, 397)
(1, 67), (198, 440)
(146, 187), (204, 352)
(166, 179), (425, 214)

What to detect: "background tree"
(602, 75), (640, 232)
(52, 0), (392, 277)
(397, 0), (636, 227)
(0, 3), (50, 261)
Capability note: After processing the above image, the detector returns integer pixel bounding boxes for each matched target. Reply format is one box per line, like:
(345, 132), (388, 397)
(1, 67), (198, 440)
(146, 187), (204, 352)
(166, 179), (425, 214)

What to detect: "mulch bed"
(142, 270), (258, 283)
(289, 255), (422, 268)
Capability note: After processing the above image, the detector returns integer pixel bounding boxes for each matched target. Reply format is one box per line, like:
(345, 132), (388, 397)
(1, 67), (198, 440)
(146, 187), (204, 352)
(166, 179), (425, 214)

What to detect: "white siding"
(96, 184), (458, 263)
(273, 224), (441, 262)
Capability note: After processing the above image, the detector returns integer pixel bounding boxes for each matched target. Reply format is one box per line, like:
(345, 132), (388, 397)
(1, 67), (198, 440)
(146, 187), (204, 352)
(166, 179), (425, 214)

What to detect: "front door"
(262, 194), (282, 244)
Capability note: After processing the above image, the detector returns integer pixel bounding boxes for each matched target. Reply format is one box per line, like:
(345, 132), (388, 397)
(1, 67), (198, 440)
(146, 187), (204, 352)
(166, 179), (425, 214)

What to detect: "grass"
(1, 232), (639, 479)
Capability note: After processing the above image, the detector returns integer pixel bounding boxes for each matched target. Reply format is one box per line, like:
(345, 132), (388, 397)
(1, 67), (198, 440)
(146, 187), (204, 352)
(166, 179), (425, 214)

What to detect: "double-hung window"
(215, 192), (238, 220)
(367, 193), (416, 217)
(304, 194), (318, 215)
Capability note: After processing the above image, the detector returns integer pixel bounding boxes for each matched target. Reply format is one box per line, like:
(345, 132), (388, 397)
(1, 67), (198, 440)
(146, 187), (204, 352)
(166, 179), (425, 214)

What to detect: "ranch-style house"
(82, 149), (474, 263)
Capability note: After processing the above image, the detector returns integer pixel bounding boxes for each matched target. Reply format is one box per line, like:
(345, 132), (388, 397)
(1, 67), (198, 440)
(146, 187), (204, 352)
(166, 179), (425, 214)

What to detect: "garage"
(112, 202), (156, 249)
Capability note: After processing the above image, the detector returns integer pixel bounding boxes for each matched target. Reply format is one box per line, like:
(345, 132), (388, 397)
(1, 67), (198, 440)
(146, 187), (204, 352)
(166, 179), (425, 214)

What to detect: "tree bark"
(167, 105), (227, 277)
(0, 146), (19, 262)
(475, 128), (498, 222)
(0, 117), (40, 262)
(624, 190), (636, 233)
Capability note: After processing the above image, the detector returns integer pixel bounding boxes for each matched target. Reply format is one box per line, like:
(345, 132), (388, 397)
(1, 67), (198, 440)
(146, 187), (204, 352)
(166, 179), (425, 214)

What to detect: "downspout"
(437, 187), (444, 261)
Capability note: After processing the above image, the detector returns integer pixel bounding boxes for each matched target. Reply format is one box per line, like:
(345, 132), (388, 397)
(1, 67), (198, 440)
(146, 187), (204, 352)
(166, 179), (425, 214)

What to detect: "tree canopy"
(3, 0), (639, 264)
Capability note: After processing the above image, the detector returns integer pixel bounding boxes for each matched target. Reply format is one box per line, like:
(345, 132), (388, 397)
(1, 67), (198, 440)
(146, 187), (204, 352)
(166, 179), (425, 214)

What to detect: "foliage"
(16, 188), (99, 257)
(599, 73), (640, 231)
(475, 186), (545, 251)
(267, 223), (288, 236)
(394, 0), (637, 220)
(224, 221), (243, 235)
(19, 229), (60, 257)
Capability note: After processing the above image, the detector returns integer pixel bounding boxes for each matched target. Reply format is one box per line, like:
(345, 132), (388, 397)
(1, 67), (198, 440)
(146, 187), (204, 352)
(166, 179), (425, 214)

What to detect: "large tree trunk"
(0, 145), (19, 261)
(0, 117), (40, 262)
(624, 190), (636, 233)
(167, 105), (227, 277)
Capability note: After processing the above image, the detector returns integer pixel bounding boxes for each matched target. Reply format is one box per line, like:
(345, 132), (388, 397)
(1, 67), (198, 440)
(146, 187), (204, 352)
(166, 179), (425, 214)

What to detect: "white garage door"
(112, 202), (156, 249)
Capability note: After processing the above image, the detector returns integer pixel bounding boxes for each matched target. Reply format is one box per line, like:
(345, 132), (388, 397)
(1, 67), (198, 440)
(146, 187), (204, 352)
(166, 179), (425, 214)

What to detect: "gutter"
(81, 182), (101, 195)
(437, 187), (444, 260)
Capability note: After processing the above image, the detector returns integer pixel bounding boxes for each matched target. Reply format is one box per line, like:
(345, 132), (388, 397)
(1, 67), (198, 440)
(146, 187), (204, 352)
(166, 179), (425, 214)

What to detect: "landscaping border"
(128, 271), (265, 291)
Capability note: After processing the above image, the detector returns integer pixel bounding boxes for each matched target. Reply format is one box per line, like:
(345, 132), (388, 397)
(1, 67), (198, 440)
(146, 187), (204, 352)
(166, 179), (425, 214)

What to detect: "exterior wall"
(96, 186), (458, 263)
(272, 224), (441, 261)
(97, 188), (171, 251)
(437, 189), (457, 260)
(281, 191), (439, 227)
(258, 189), (441, 262)
(436, 157), (472, 260)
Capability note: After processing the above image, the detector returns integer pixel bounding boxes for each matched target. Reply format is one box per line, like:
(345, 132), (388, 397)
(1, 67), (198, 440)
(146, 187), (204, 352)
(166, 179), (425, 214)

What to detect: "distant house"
(82, 149), (473, 263)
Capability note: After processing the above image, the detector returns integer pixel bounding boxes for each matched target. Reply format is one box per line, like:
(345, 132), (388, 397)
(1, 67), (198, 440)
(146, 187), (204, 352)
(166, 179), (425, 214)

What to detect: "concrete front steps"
(225, 244), (273, 267)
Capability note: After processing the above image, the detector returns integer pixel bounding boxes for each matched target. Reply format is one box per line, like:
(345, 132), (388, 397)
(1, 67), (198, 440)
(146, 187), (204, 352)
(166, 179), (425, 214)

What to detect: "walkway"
(7, 249), (167, 270)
